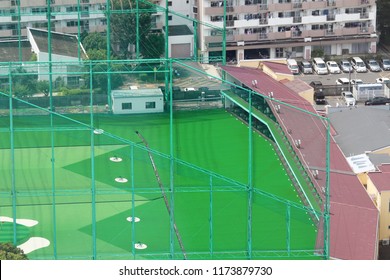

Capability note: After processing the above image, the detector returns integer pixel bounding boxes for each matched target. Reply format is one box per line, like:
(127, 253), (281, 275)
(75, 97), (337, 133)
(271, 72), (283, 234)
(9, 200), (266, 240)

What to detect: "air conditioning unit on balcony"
(382, 239), (390, 246)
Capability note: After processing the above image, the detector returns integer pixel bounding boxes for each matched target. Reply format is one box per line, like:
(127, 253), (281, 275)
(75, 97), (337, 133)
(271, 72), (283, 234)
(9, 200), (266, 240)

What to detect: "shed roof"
(111, 88), (163, 98)
(262, 61), (292, 75)
(165, 25), (193, 36)
(28, 28), (87, 59)
(0, 40), (32, 62)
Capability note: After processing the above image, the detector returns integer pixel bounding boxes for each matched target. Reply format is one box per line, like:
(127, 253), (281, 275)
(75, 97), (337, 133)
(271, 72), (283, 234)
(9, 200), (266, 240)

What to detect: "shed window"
(122, 102), (132, 110)
(145, 101), (156, 109)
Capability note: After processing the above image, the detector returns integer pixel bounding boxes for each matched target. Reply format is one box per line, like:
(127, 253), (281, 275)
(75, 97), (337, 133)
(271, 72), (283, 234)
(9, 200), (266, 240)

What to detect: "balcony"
(360, 13), (369, 19)
(293, 17), (302, 23)
(226, 20), (234, 27)
(325, 30), (335, 36)
(259, 18), (268, 25)
(327, 15), (335, 21)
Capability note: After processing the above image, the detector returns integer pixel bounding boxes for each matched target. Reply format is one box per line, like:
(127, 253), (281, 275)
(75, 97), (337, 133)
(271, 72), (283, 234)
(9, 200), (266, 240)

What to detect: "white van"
(351, 57), (367, 73)
(287, 59), (299, 74)
(312, 57), (328, 75)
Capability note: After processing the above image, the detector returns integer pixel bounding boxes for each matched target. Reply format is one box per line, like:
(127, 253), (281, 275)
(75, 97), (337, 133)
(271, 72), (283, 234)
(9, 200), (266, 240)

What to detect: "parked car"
(339, 60), (353, 73)
(342, 91), (356, 106)
(336, 77), (350, 85)
(350, 57), (367, 73)
(365, 96), (390, 105)
(376, 77), (390, 84)
(299, 60), (313, 74)
(312, 57), (328, 75)
(366, 59), (381, 72)
(326, 61), (341, 74)
(351, 79), (363, 85)
(380, 58), (390, 71)
(314, 89), (326, 105)
(287, 58), (299, 74)
(309, 80), (322, 90)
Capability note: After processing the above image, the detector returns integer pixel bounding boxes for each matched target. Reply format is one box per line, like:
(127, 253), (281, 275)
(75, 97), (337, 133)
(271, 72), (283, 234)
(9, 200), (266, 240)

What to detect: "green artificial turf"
(0, 109), (319, 259)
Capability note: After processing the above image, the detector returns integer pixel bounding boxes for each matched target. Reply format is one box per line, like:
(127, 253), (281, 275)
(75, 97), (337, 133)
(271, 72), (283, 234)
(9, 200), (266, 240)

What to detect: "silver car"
(339, 60), (353, 73)
(366, 59), (381, 72)
(299, 60), (313, 74)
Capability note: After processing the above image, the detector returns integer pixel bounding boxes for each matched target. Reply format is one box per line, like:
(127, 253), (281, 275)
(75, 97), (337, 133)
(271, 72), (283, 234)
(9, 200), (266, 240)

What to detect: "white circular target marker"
(110, 156), (123, 162)
(134, 243), (147, 250)
(115, 177), (128, 183)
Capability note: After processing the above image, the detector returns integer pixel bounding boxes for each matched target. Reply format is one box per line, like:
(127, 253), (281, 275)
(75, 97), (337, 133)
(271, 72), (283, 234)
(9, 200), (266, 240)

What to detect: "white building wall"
(112, 96), (164, 115)
(36, 52), (80, 83)
(169, 34), (193, 57)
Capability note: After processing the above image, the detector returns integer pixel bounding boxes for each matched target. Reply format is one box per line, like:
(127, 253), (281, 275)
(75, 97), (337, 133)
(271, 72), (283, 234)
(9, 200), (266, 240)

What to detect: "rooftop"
(165, 25), (193, 36)
(28, 28), (87, 59)
(0, 40), (32, 62)
(111, 88), (163, 98)
(368, 164), (390, 192)
(328, 106), (390, 157)
(221, 65), (378, 260)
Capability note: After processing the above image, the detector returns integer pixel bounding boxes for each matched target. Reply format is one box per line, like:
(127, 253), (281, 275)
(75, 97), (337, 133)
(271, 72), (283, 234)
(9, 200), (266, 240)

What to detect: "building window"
(122, 103), (132, 110)
(168, 1), (172, 6)
(168, 15), (172, 21)
(145, 102), (156, 109)
(275, 48), (284, 58)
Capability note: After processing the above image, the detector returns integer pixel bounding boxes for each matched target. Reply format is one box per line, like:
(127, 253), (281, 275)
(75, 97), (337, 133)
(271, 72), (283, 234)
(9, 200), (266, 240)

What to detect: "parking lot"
(298, 66), (390, 86)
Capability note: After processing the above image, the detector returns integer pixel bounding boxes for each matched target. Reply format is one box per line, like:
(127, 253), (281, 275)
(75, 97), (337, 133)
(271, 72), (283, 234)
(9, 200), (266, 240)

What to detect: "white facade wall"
(169, 34), (193, 57)
(189, 0), (378, 62)
(112, 94), (164, 115)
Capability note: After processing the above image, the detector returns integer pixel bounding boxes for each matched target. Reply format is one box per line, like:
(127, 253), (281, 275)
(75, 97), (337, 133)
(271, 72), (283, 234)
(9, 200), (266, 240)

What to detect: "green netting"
(0, 0), (329, 260)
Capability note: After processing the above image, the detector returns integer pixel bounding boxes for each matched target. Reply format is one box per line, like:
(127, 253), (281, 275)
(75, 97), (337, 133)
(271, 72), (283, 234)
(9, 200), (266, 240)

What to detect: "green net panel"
(0, 0), (329, 260)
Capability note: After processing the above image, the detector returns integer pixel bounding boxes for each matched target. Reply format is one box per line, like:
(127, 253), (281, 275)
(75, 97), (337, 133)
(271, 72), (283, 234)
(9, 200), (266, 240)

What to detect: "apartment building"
(193, 0), (378, 62)
(0, 1), (379, 62)
(0, 0), (107, 39)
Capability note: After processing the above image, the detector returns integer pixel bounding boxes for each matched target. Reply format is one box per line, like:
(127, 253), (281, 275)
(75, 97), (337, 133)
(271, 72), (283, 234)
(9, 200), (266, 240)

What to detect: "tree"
(0, 243), (28, 260)
(141, 32), (165, 58)
(11, 67), (37, 96)
(37, 80), (50, 96)
(82, 32), (107, 52)
(110, 0), (163, 58)
(13, 83), (31, 98)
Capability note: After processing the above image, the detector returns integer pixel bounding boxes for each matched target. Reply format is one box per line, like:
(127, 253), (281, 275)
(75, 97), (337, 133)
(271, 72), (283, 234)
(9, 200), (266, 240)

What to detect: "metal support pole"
(89, 61), (97, 259)
(77, 0), (81, 60)
(136, 0), (140, 59)
(47, 0), (57, 259)
(131, 144), (136, 259)
(247, 91), (253, 259)
(222, 0), (227, 65)
(17, 0), (22, 61)
(8, 68), (17, 245)
(106, 0), (112, 110)
(193, 21), (198, 61)
(209, 175), (213, 258)
(324, 119), (331, 259)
